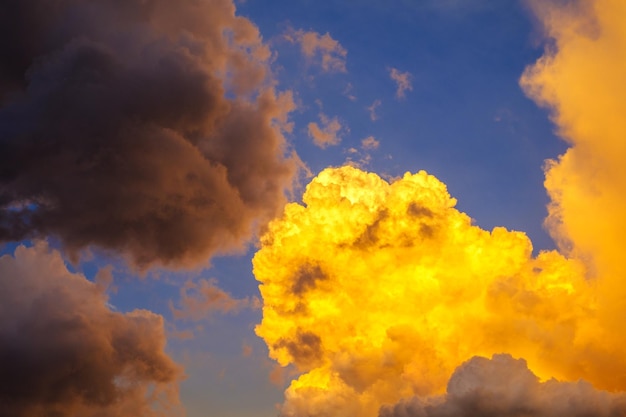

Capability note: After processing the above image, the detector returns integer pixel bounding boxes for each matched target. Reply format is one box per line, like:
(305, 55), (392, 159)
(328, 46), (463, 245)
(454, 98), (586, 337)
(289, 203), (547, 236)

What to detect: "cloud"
(343, 83), (357, 101)
(367, 99), (382, 121)
(253, 165), (626, 417)
(361, 136), (380, 150)
(285, 28), (347, 73)
(169, 278), (259, 321)
(251, 1), (626, 416)
(521, 0), (626, 370)
(0, 0), (301, 269)
(344, 137), (380, 168)
(0, 242), (182, 417)
(389, 67), (413, 99)
(381, 354), (626, 417)
(242, 342), (253, 357)
(308, 113), (345, 148)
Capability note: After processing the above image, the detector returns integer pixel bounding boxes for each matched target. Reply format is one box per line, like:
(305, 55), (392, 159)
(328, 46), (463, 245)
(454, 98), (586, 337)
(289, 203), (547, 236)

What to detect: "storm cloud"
(380, 354), (626, 417)
(0, 242), (182, 417)
(0, 0), (300, 268)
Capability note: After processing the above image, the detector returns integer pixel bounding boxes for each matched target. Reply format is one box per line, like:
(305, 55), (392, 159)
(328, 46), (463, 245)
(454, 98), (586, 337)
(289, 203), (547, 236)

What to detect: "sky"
(2, 0), (626, 416)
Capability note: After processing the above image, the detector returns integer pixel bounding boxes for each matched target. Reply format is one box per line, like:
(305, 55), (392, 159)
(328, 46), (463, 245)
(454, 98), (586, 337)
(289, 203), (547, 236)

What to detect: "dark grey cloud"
(380, 354), (626, 417)
(274, 329), (324, 369)
(0, 243), (182, 417)
(291, 263), (327, 295)
(0, 0), (300, 268)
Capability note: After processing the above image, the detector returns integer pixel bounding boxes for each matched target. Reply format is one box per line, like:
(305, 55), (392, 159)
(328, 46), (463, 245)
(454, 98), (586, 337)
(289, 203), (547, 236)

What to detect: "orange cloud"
(389, 67), (413, 99)
(361, 136), (380, 150)
(170, 278), (259, 321)
(242, 342), (253, 357)
(307, 114), (345, 148)
(285, 28), (347, 72)
(344, 137), (380, 168)
(521, 0), (626, 366)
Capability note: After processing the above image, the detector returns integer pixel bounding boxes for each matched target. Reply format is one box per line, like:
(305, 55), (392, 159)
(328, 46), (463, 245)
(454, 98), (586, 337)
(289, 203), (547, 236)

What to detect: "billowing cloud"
(285, 28), (347, 73)
(170, 277), (259, 321)
(0, 0), (301, 269)
(0, 242), (181, 417)
(521, 0), (626, 337)
(307, 113), (345, 148)
(251, 1), (626, 416)
(389, 67), (413, 99)
(253, 166), (626, 417)
(381, 354), (626, 417)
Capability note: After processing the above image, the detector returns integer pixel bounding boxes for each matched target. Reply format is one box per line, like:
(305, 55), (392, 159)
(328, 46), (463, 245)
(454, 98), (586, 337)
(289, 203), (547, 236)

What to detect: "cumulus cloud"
(285, 28), (347, 72)
(0, 242), (182, 417)
(307, 113), (345, 148)
(380, 354), (626, 417)
(389, 67), (413, 99)
(0, 0), (301, 269)
(521, 0), (626, 376)
(170, 277), (259, 321)
(252, 1), (626, 416)
(253, 165), (626, 417)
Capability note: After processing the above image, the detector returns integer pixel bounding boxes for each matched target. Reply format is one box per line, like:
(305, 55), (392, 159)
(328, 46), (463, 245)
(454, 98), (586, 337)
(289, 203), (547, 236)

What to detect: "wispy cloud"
(308, 113), (345, 148)
(170, 278), (259, 321)
(389, 67), (413, 99)
(361, 136), (380, 150)
(285, 28), (347, 72)
(367, 99), (382, 121)
(344, 136), (380, 168)
(343, 83), (357, 101)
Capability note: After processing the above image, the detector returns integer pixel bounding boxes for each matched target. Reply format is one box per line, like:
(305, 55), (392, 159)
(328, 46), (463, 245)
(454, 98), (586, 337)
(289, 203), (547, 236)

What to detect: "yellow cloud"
(254, 1), (626, 416)
(253, 166), (619, 417)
